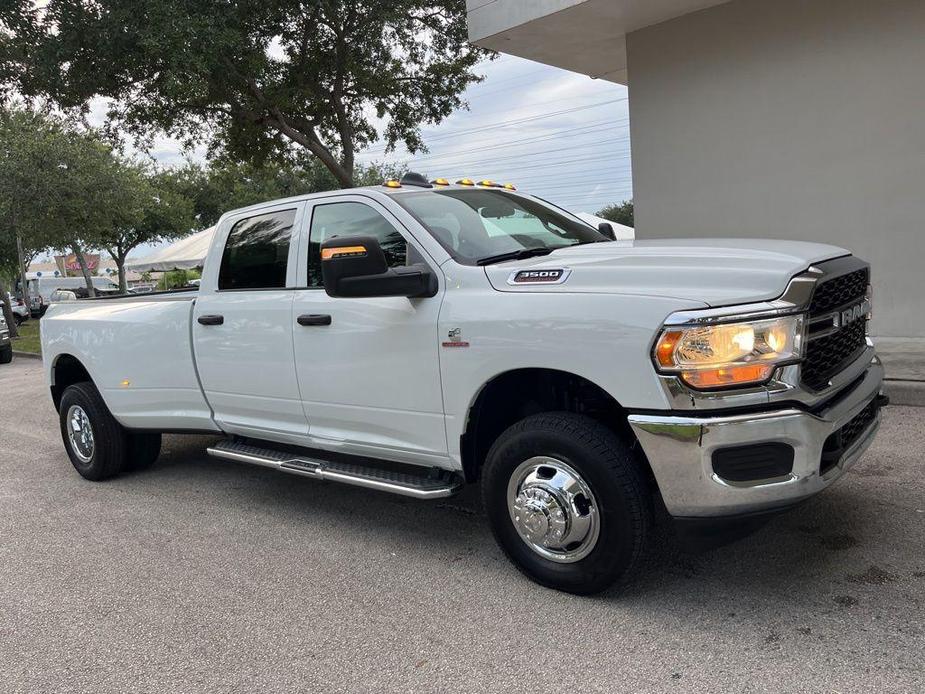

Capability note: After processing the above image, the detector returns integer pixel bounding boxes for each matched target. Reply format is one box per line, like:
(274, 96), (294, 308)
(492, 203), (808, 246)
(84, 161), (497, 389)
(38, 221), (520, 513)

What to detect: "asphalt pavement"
(1, 358), (923, 693)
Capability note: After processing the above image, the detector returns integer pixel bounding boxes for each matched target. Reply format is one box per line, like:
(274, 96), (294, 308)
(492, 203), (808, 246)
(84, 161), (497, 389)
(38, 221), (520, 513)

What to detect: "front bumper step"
(207, 439), (463, 499)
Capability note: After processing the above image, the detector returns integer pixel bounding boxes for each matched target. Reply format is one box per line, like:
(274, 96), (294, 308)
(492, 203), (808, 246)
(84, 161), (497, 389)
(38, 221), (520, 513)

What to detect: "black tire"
(0, 345), (12, 364)
(482, 412), (651, 595)
(126, 432), (162, 471)
(58, 382), (130, 481)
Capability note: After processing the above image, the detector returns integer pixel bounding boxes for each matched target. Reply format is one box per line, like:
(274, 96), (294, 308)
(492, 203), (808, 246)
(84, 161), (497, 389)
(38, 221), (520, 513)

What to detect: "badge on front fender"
(506, 268), (571, 285)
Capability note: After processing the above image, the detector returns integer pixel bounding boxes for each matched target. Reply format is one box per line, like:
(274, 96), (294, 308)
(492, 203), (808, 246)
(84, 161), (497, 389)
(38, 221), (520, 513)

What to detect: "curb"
(12, 351), (42, 361)
(883, 379), (925, 408)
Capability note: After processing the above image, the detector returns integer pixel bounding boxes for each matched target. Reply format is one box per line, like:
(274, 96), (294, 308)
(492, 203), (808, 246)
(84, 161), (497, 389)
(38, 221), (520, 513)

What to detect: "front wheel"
(0, 345), (12, 364)
(482, 412), (651, 595)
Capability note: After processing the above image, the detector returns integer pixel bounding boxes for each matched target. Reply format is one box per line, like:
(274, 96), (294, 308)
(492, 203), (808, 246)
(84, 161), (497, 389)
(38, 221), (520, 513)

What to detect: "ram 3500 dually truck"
(41, 174), (886, 594)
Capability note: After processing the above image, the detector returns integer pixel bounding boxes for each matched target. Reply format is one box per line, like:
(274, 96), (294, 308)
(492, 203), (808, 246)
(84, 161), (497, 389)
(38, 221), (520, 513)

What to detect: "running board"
(206, 439), (463, 499)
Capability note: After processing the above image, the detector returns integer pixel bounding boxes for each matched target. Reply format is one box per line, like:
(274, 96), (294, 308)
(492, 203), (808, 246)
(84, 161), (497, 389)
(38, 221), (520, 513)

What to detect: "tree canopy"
(2, 0), (490, 186)
(597, 200), (634, 228)
(0, 107), (154, 296)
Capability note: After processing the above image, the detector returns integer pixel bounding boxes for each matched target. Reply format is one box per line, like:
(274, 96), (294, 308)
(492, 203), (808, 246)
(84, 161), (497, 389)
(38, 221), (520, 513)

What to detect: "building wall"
(626, 0), (923, 337)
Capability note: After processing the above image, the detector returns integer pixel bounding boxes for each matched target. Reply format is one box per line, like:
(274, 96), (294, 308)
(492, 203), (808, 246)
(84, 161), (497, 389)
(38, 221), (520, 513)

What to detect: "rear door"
(193, 203), (309, 443)
(291, 195), (448, 465)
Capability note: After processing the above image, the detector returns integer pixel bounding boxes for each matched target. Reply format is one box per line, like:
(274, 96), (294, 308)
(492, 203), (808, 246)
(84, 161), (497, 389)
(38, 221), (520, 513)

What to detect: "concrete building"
(467, 0), (922, 338)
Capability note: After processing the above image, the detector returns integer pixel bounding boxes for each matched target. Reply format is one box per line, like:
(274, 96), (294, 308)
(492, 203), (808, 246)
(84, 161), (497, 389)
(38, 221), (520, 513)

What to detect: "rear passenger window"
(218, 209), (296, 290)
(308, 202), (408, 287)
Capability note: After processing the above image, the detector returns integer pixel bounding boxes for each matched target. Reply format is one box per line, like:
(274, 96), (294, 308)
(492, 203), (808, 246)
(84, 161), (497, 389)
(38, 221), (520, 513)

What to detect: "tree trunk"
(71, 245), (97, 298)
(116, 254), (127, 293)
(15, 231), (32, 318)
(0, 278), (19, 338)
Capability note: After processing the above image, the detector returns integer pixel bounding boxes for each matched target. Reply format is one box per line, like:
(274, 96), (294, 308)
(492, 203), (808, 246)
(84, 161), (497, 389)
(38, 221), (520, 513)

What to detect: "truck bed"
(41, 292), (219, 432)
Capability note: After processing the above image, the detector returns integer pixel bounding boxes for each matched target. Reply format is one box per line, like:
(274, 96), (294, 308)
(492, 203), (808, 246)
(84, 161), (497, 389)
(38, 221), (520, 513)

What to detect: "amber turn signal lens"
(681, 364), (774, 389)
(321, 245), (367, 261)
(655, 330), (683, 367)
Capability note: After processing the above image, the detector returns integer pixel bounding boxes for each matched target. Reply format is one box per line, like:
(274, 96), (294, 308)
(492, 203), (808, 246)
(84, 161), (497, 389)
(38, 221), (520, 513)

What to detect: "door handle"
(297, 314), (332, 327)
(198, 314), (224, 326)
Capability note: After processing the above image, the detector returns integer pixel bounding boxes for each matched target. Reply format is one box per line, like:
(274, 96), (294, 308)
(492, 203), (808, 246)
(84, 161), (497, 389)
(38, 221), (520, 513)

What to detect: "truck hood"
(483, 238), (848, 307)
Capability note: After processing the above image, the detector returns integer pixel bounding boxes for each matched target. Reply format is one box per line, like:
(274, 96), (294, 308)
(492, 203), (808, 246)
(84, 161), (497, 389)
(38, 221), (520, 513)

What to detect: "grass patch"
(11, 319), (41, 354)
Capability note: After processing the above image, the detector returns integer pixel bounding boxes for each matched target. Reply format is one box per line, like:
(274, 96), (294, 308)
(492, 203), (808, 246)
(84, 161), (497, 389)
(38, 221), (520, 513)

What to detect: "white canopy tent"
(575, 213), (635, 240)
(126, 226), (217, 273)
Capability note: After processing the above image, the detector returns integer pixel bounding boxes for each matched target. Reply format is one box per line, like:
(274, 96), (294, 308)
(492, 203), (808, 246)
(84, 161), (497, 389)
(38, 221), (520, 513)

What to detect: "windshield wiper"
(476, 247), (555, 266)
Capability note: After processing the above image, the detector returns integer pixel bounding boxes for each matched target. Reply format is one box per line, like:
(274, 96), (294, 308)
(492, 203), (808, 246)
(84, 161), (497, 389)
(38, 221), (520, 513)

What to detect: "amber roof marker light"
(431, 178), (450, 186)
(383, 180), (401, 188)
(456, 178), (475, 186)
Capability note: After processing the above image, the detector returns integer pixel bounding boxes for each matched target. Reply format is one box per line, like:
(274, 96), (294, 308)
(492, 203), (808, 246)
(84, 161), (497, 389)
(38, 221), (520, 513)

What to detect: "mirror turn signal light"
(321, 245), (368, 261)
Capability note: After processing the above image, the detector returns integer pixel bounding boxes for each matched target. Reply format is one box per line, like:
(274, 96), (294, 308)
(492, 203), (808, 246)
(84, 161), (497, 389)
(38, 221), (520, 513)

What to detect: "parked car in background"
(40, 174), (885, 594)
(0, 313), (12, 364)
(6, 293), (29, 326)
(16, 276), (121, 316)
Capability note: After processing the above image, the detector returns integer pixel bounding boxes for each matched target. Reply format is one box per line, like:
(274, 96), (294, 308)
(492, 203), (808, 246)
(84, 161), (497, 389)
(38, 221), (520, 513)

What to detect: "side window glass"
(218, 209), (296, 290)
(308, 201), (408, 287)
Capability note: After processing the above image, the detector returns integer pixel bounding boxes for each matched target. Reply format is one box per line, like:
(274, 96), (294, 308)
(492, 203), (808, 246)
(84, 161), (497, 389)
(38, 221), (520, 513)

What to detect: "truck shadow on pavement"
(137, 433), (916, 613)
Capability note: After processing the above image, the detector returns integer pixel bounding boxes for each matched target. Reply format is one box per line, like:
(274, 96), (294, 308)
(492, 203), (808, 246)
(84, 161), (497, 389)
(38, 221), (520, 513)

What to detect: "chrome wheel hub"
(67, 405), (94, 464)
(507, 457), (599, 563)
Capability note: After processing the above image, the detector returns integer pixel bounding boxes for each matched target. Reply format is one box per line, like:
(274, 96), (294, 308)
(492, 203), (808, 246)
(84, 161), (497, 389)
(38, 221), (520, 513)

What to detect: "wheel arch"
(459, 367), (655, 487)
(50, 353), (94, 412)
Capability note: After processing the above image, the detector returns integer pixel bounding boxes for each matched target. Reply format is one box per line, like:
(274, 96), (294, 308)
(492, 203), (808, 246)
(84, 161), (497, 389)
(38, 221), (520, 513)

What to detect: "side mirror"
(597, 222), (616, 240)
(320, 235), (438, 299)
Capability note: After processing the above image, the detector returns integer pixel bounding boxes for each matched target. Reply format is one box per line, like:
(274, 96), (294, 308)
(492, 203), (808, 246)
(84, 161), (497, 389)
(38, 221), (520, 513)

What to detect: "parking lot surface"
(1, 358), (923, 693)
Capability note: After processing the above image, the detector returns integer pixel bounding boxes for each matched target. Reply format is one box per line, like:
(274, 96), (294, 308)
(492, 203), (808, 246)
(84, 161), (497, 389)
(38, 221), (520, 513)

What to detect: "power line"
(406, 136), (631, 169)
(359, 119), (626, 162)
(363, 98), (628, 152)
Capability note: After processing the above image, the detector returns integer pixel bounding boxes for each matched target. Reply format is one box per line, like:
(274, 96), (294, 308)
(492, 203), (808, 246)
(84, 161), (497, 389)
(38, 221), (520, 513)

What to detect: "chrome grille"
(802, 259), (869, 392)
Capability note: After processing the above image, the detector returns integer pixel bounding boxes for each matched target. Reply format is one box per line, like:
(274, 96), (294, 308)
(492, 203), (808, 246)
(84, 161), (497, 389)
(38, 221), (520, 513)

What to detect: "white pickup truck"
(41, 173), (886, 594)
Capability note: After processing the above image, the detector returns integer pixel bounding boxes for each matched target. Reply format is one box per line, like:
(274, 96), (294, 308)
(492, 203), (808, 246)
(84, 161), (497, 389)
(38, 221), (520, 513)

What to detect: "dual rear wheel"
(59, 382), (161, 481)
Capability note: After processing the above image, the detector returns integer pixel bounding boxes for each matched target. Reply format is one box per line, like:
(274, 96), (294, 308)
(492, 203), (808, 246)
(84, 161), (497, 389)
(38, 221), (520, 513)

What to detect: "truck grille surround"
(802, 263), (870, 392)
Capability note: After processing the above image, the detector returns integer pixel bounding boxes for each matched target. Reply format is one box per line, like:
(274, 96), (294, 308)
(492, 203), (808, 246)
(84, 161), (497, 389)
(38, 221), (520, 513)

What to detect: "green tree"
(597, 200), (634, 228)
(100, 166), (197, 292)
(4, 0), (489, 187)
(0, 107), (138, 298)
(173, 158), (402, 228)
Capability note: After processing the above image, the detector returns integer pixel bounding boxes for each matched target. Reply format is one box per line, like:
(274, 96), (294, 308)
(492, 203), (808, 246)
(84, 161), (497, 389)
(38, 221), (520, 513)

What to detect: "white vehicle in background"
(17, 275), (121, 316)
(40, 173), (886, 594)
(5, 293), (29, 326)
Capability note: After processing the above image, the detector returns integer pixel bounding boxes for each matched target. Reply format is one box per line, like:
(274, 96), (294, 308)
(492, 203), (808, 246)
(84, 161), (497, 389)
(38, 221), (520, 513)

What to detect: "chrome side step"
(206, 439), (463, 499)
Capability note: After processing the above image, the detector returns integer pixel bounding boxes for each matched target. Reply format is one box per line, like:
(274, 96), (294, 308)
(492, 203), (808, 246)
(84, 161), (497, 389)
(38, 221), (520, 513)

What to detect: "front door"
(292, 196), (447, 465)
(193, 203), (309, 443)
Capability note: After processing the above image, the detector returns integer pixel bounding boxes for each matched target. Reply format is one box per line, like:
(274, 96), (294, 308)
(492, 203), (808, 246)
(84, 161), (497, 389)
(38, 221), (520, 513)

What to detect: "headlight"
(654, 315), (804, 389)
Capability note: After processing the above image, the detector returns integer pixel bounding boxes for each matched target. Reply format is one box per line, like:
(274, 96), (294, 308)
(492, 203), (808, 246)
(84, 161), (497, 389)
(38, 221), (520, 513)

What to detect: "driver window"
(308, 201), (409, 287)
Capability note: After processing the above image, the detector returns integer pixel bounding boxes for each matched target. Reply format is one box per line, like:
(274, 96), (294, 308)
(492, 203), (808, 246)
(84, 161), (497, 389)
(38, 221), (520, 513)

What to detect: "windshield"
(394, 189), (605, 265)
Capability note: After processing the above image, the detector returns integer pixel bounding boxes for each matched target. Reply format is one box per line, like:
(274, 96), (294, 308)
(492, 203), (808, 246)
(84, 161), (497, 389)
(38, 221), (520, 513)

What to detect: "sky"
(357, 55), (633, 214)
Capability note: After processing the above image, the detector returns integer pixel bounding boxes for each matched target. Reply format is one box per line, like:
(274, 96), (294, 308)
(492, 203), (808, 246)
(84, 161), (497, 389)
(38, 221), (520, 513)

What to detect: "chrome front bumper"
(628, 358), (884, 518)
